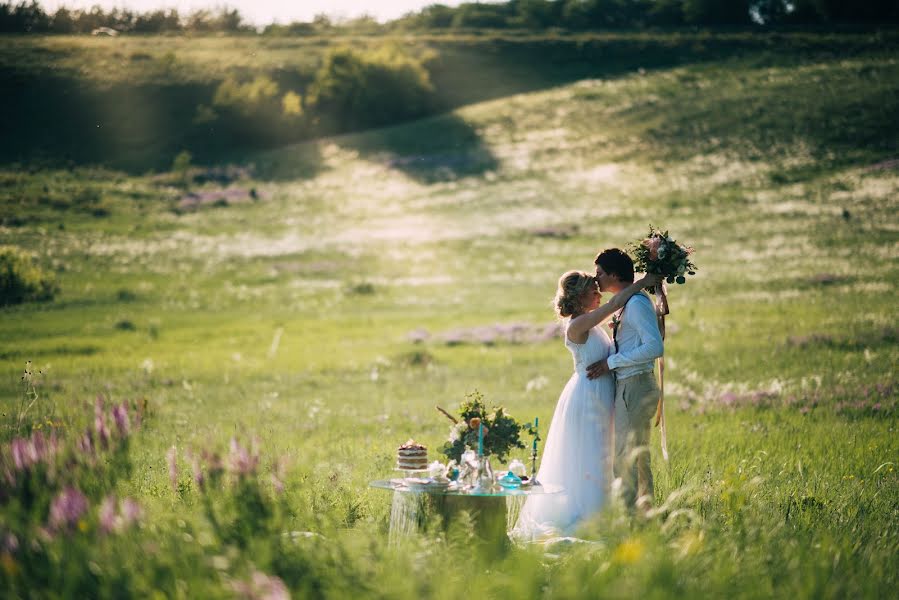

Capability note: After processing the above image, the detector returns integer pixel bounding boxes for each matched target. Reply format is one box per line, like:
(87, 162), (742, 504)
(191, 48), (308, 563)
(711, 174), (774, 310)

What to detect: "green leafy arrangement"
(438, 391), (526, 463)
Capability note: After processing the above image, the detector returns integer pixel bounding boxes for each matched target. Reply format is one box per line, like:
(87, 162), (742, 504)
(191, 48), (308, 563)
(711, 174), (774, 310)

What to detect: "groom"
(587, 248), (663, 513)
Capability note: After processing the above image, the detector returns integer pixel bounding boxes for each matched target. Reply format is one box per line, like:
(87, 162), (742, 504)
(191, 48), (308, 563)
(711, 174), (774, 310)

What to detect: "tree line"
(0, 2), (248, 33)
(1, 0), (897, 35)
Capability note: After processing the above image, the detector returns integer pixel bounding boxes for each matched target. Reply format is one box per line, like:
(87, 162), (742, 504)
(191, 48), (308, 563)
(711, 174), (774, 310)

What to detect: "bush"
(0, 246), (58, 306)
(208, 75), (306, 145)
(307, 45), (436, 132)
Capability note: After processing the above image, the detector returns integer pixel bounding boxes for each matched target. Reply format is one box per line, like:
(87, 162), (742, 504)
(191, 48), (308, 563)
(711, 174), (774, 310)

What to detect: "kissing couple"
(512, 247), (663, 541)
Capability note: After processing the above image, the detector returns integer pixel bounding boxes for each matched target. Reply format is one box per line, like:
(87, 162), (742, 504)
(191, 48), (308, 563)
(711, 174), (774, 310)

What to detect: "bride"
(512, 269), (660, 541)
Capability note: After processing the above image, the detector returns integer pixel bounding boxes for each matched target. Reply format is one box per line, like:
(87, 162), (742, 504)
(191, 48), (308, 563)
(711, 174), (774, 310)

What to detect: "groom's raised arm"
(606, 295), (663, 370)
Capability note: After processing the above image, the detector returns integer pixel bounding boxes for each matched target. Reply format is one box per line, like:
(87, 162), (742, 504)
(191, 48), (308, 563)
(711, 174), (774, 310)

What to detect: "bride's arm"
(567, 274), (661, 339)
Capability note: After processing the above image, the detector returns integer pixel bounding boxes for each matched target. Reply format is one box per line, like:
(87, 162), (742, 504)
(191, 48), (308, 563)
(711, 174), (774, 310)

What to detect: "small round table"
(369, 479), (563, 551)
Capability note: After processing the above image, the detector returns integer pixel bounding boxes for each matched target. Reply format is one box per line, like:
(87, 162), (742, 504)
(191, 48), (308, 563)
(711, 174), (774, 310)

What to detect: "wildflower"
(612, 538), (645, 565)
(271, 455), (289, 494)
(189, 451), (205, 490)
(46, 431), (60, 460)
(167, 446), (179, 490)
(28, 431), (45, 464)
(77, 429), (95, 457)
(112, 403), (130, 437)
(49, 487), (89, 532)
(99, 496), (117, 534)
(119, 498), (142, 526)
(233, 570), (290, 600)
(468, 417), (481, 429)
(228, 438), (259, 477)
(94, 411), (110, 450)
(10, 438), (28, 471)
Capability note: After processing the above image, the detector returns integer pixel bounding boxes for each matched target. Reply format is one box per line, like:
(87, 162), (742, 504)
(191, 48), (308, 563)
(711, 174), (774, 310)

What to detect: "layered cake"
(396, 439), (428, 470)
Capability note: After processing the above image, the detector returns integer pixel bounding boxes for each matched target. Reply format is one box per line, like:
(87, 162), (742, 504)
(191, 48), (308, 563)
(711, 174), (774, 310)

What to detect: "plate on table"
(403, 477), (450, 490)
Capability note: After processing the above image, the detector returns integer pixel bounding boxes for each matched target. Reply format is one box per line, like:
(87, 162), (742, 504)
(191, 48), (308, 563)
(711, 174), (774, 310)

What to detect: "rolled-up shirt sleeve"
(606, 296), (663, 370)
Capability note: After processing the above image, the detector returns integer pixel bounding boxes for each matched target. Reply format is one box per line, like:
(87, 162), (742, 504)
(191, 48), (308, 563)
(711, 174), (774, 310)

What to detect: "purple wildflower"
(271, 456), (289, 494)
(94, 396), (111, 448)
(99, 496), (117, 534)
(185, 450), (205, 490)
(99, 495), (142, 533)
(119, 498), (142, 526)
(167, 446), (178, 490)
(10, 438), (28, 471)
(49, 487), (89, 531)
(95, 413), (110, 450)
(407, 328), (430, 343)
(28, 431), (45, 464)
(228, 438), (259, 477)
(77, 429), (95, 457)
(112, 403), (130, 437)
(233, 570), (290, 600)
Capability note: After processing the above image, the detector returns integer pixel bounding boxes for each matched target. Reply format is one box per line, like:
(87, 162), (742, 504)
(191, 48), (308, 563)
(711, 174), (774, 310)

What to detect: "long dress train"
(511, 323), (615, 541)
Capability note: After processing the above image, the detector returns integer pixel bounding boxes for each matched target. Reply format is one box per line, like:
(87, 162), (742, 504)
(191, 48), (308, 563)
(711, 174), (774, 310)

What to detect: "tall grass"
(0, 35), (897, 598)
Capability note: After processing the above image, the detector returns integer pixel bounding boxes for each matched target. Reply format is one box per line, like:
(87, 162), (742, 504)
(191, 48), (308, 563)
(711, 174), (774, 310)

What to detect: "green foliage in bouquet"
(629, 225), (697, 294)
(440, 391), (526, 463)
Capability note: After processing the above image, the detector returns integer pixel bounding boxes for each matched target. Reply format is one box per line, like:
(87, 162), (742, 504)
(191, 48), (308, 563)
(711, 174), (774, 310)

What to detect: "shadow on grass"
(0, 70), (329, 179)
(244, 139), (326, 182)
(2, 32), (896, 178)
(0, 345), (100, 361)
(337, 112), (499, 183)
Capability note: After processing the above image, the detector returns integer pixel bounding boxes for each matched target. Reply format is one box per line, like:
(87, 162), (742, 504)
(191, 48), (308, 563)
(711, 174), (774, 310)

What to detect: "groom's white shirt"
(606, 292), (663, 378)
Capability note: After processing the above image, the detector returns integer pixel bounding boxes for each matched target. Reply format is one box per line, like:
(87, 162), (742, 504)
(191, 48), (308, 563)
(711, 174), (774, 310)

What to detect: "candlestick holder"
(529, 450), (541, 487)
(527, 418), (541, 486)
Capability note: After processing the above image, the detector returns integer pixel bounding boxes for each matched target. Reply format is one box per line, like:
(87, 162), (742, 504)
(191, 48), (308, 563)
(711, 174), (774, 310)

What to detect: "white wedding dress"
(511, 322), (615, 542)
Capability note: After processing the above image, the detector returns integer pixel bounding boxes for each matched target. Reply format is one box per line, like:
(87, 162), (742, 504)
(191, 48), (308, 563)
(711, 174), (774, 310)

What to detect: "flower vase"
(471, 455), (496, 493)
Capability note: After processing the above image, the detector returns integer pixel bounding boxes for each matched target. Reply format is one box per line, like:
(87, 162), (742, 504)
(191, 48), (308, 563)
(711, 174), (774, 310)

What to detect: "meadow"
(1, 32), (897, 598)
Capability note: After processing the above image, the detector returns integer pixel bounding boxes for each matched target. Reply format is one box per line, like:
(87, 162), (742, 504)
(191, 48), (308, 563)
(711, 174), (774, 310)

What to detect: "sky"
(38, 1), (495, 26)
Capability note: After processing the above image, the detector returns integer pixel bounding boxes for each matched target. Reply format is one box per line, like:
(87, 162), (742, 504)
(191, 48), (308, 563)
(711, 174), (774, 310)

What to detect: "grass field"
(1, 33), (897, 598)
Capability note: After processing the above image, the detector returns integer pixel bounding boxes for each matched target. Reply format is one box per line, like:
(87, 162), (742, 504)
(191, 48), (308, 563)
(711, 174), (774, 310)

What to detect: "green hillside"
(2, 31), (896, 170)
(0, 33), (897, 598)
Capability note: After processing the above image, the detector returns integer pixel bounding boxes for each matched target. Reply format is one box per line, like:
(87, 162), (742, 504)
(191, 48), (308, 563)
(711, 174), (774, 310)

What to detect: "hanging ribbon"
(654, 281), (670, 462)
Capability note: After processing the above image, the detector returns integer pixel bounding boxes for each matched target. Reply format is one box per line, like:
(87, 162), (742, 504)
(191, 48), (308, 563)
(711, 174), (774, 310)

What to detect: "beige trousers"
(613, 371), (660, 510)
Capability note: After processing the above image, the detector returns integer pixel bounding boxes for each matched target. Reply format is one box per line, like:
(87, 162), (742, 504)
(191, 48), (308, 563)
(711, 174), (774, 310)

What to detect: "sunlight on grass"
(1, 36), (897, 598)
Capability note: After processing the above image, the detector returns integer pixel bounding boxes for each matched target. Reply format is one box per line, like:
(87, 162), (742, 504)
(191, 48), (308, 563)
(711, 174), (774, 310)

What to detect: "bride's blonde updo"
(554, 270), (596, 318)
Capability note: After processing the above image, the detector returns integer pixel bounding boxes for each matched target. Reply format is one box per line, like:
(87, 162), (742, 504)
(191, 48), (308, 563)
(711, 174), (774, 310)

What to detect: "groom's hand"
(586, 359), (610, 379)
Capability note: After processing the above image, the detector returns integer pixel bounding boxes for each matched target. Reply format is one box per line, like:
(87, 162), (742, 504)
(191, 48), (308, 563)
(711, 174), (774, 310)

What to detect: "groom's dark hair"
(594, 248), (634, 283)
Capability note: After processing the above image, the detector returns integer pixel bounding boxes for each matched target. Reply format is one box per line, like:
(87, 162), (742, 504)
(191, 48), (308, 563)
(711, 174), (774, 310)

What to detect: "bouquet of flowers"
(627, 226), (696, 463)
(630, 225), (697, 295)
(437, 391), (526, 463)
